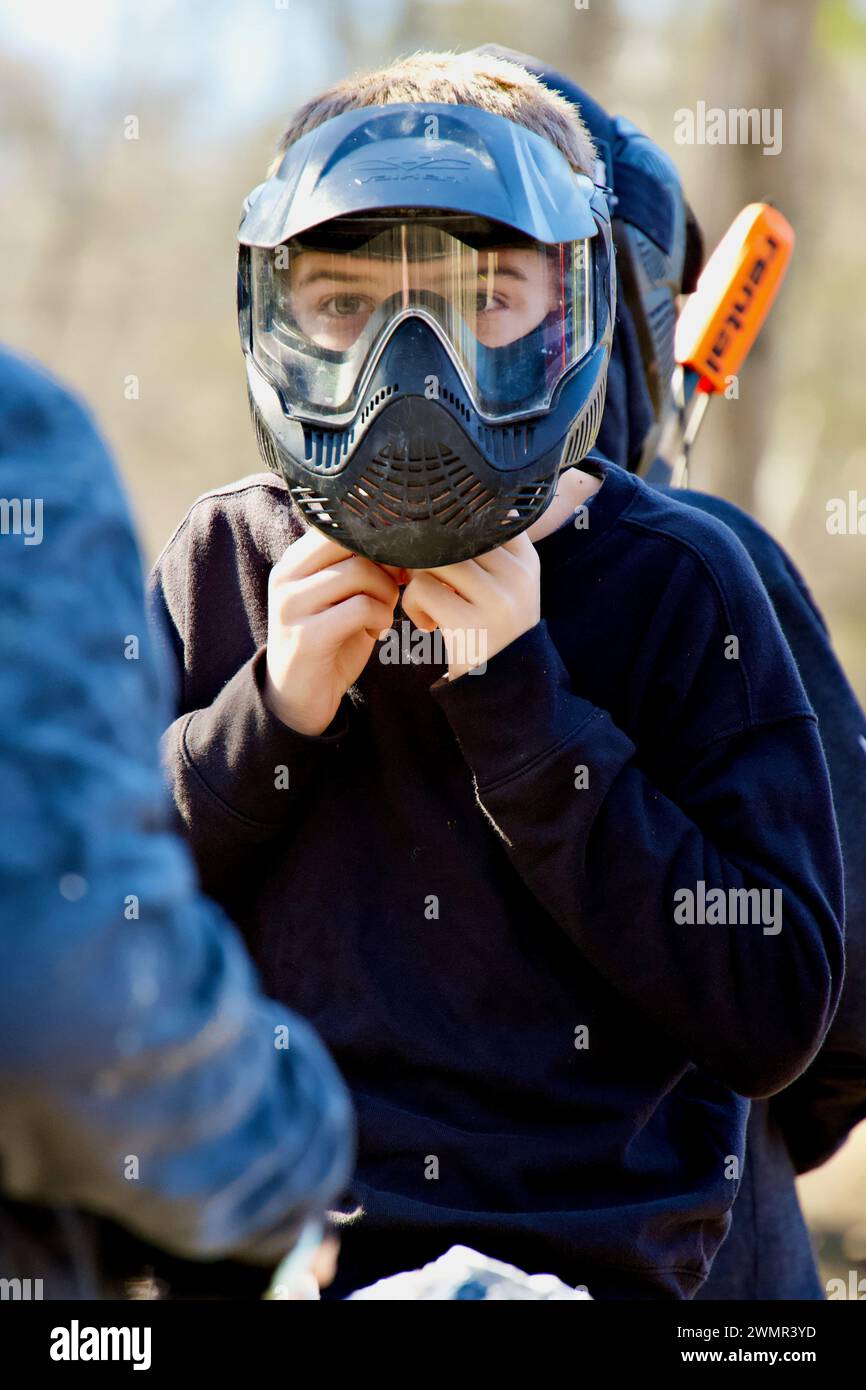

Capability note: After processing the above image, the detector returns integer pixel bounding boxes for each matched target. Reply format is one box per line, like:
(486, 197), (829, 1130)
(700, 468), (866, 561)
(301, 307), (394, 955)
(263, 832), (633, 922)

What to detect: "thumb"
(401, 577), (437, 632)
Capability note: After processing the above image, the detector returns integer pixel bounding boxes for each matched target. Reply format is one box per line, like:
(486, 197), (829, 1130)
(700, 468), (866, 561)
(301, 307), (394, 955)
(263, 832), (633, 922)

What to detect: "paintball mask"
(238, 102), (615, 567)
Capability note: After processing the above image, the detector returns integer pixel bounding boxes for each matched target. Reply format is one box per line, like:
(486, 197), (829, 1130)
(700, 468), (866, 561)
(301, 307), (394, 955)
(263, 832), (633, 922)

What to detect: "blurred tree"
(702, 0), (822, 514)
(389, 0), (620, 84)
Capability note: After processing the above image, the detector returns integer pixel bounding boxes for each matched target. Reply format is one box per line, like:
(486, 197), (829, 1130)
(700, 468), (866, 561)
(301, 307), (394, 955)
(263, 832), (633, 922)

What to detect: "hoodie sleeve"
(430, 543), (845, 1102)
(0, 350), (354, 1267)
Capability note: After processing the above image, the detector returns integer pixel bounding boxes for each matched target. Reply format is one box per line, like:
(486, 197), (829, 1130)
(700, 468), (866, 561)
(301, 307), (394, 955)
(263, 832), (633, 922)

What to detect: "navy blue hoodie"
(151, 459), (844, 1300)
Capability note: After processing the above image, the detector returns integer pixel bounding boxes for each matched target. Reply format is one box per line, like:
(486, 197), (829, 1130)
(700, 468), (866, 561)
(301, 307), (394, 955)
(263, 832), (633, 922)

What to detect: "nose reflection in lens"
(286, 244), (558, 351)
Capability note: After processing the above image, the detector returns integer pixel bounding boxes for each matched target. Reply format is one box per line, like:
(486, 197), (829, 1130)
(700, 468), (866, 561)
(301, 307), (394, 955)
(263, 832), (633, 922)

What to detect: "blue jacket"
(0, 348), (355, 1296)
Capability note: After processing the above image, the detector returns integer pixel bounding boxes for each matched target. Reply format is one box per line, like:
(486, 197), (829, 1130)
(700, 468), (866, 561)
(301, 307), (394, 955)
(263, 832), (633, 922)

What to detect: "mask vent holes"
(503, 482), (550, 521)
(562, 374), (607, 469)
(250, 396), (283, 477)
(289, 485), (343, 531)
(475, 425), (536, 466)
(359, 384), (399, 423)
(301, 427), (354, 470)
(343, 440), (497, 532)
(440, 387), (471, 421)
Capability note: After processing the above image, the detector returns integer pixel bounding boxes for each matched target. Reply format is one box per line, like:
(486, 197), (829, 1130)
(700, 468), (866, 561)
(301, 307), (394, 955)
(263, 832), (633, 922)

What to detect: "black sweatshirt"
(150, 458), (844, 1300)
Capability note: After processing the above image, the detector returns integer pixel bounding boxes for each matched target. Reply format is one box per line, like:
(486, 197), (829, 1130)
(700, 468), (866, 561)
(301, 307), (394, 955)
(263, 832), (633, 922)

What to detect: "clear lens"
(250, 218), (594, 421)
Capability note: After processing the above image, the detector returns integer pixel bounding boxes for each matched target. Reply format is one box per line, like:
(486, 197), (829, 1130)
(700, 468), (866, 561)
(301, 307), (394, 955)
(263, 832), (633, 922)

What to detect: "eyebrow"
(477, 264), (527, 282)
(294, 266), (370, 289)
(293, 260), (530, 289)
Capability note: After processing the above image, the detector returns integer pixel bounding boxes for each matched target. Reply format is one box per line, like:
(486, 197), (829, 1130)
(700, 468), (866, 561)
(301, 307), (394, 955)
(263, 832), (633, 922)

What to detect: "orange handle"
(675, 203), (795, 393)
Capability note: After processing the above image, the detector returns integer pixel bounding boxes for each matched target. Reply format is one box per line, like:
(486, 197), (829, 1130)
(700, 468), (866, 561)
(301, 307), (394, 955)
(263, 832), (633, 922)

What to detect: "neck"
(526, 467), (604, 544)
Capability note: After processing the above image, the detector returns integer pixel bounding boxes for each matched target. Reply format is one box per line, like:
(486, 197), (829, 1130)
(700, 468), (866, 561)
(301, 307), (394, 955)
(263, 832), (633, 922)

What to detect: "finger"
(400, 574), (434, 631)
(377, 563), (410, 586)
(487, 508), (537, 561)
(303, 557), (400, 610)
(413, 559), (495, 606)
(318, 593), (398, 646)
(400, 591), (436, 632)
(496, 526), (537, 560)
(310, 1236), (340, 1290)
(274, 557), (400, 622)
(402, 572), (470, 632)
(451, 508), (535, 572)
(272, 527), (357, 582)
(470, 543), (523, 575)
(473, 529), (539, 579)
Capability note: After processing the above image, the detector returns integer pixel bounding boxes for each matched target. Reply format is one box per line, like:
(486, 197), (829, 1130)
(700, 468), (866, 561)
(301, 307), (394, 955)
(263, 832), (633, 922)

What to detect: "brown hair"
(268, 49), (596, 178)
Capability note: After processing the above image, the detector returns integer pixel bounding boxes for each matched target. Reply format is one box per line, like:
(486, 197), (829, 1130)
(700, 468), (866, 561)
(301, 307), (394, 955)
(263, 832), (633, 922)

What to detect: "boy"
(151, 52), (843, 1300)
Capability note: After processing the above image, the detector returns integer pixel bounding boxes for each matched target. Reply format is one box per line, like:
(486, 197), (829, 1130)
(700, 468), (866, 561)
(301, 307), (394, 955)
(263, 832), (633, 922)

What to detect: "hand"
(265, 1232), (341, 1300)
(310, 1233), (340, 1290)
(264, 530), (400, 736)
(401, 530), (541, 680)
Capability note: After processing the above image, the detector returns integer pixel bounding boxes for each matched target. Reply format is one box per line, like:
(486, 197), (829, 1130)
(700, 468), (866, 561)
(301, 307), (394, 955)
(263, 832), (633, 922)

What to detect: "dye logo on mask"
(354, 156), (472, 184)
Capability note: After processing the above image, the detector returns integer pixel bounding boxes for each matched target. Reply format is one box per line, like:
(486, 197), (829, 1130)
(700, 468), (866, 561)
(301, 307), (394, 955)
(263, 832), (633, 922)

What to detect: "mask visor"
(250, 216), (594, 421)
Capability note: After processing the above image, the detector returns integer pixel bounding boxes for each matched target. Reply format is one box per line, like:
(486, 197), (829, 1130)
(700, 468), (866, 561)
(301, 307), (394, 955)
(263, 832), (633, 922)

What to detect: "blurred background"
(2, 0), (865, 1292)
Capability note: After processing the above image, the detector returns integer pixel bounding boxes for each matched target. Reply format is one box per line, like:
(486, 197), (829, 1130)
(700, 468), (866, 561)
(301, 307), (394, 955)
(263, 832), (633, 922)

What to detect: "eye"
(322, 294), (371, 317)
(475, 290), (507, 313)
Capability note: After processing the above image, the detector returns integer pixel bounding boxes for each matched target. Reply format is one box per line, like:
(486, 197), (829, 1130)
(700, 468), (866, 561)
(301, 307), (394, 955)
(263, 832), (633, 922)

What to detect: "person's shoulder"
(152, 471), (296, 577)
(657, 485), (793, 579)
(668, 487), (830, 629)
(662, 486), (771, 543)
(0, 345), (95, 433)
(0, 347), (131, 527)
(160, 470), (292, 543)
(617, 472), (773, 614)
(622, 473), (756, 566)
(615, 473), (813, 725)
